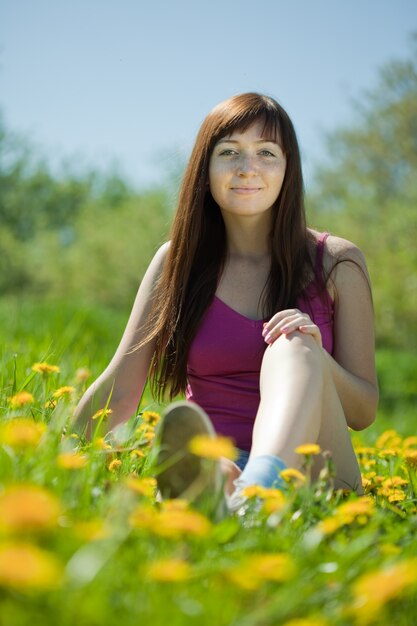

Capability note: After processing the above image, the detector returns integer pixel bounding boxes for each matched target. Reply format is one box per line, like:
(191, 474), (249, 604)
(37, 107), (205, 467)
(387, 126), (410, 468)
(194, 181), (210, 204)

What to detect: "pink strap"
(315, 232), (330, 275)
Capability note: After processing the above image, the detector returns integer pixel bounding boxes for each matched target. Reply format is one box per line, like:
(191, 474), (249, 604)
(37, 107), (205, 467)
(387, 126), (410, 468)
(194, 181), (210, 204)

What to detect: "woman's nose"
(237, 154), (256, 176)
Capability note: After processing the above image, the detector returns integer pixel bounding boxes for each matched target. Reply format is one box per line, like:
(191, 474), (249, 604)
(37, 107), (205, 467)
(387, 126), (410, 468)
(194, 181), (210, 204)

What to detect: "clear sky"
(1, 0), (416, 190)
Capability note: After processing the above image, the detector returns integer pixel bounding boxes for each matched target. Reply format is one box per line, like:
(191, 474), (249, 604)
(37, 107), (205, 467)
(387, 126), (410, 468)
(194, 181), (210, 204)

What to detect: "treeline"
(1, 40), (416, 349)
(0, 122), (172, 309)
(307, 37), (417, 350)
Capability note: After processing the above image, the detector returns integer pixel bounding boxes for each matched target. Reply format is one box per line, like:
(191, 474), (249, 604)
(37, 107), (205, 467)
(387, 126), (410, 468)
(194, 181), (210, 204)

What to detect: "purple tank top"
(186, 232), (334, 451)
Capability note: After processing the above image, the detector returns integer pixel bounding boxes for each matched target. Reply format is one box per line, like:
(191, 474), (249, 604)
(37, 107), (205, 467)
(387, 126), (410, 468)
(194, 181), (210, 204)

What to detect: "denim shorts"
(235, 448), (250, 471)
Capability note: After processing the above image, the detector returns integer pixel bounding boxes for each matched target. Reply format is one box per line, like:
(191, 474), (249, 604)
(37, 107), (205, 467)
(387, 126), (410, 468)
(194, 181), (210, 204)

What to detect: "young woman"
(74, 93), (378, 510)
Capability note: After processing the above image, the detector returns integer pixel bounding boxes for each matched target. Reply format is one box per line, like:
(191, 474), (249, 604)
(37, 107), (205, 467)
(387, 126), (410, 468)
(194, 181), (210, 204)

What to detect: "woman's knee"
(262, 330), (323, 370)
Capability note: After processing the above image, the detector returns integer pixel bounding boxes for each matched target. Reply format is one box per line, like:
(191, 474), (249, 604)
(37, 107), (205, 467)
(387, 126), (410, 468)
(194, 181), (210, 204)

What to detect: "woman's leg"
(249, 331), (363, 493)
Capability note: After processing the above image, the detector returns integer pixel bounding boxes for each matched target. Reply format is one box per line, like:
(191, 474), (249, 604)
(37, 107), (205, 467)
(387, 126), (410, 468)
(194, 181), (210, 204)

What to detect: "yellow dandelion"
(8, 391), (35, 409)
(0, 418), (46, 450)
(53, 386), (76, 399)
(153, 508), (212, 538)
(226, 553), (296, 590)
(146, 558), (192, 582)
(375, 430), (402, 450)
(338, 496), (375, 518)
(142, 430), (155, 443)
(378, 448), (399, 459)
(0, 484), (62, 532)
(247, 553), (296, 581)
(351, 559), (417, 621)
(31, 362), (60, 375)
(91, 408), (113, 420)
(44, 398), (57, 410)
(0, 542), (63, 590)
(108, 459), (122, 472)
(130, 449), (145, 459)
(242, 485), (267, 499)
(141, 411), (161, 426)
(355, 447), (376, 456)
(92, 437), (112, 450)
(57, 451), (88, 470)
(124, 476), (157, 497)
(281, 468), (306, 485)
(377, 487), (406, 503)
(383, 476), (408, 488)
(402, 436), (417, 449)
(404, 450), (417, 468)
(317, 516), (345, 535)
(362, 459), (376, 468)
(188, 434), (238, 461)
(129, 505), (159, 531)
(295, 443), (321, 456)
(75, 367), (92, 382)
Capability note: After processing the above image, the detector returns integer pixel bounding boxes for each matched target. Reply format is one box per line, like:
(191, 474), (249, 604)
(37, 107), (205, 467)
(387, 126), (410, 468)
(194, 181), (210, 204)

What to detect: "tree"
(307, 35), (417, 349)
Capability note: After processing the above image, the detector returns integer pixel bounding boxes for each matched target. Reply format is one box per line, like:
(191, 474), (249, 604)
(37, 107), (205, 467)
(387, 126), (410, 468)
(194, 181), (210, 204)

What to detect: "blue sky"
(1, 0), (416, 190)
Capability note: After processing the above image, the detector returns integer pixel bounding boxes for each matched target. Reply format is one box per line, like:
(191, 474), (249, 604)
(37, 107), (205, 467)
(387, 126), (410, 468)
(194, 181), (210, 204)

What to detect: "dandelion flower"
(57, 452), (88, 470)
(188, 434), (238, 461)
(0, 484), (62, 532)
(146, 558), (192, 582)
(8, 392), (35, 409)
(108, 459), (122, 472)
(91, 408), (113, 420)
(44, 398), (57, 410)
(375, 430), (402, 450)
(124, 476), (157, 497)
(0, 542), (63, 590)
(0, 419), (46, 450)
(280, 468), (306, 485)
(153, 509), (212, 538)
(351, 559), (417, 622)
(226, 553), (296, 590)
(130, 449), (145, 459)
(295, 443), (321, 456)
(53, 386), (76, 399)
(402, 436), (417, 449)
(32, 362), (60, 375)
(141, 411), (161, 426)
(404, 450), (417, 468)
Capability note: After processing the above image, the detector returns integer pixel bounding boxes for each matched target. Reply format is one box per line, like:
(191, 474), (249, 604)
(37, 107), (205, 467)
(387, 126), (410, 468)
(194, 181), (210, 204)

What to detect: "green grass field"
(1, 297), (416, 626)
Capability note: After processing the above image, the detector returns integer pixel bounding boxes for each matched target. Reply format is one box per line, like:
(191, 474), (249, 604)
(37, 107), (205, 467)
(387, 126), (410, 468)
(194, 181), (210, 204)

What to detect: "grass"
(0, 296), (417, 626)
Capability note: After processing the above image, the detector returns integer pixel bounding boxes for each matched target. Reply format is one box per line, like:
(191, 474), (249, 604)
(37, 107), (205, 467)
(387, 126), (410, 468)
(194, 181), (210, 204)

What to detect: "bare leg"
(249, 331), (363, 494)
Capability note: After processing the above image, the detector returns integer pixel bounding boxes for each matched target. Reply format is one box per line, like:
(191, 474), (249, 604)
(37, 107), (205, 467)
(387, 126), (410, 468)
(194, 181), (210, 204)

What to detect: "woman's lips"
(230, 187), (262, 194)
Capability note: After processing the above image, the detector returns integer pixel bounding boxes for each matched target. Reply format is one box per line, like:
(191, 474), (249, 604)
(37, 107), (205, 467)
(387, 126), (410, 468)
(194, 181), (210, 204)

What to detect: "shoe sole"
(155, 401), (221, 500)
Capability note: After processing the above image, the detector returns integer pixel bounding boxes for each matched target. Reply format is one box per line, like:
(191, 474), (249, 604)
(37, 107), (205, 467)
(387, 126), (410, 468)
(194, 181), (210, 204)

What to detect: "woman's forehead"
(216, 117), (282, 145)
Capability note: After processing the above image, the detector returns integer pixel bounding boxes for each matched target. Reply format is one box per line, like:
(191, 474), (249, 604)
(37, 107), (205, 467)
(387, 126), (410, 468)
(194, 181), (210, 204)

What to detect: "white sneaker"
(154, 401), (224, 504)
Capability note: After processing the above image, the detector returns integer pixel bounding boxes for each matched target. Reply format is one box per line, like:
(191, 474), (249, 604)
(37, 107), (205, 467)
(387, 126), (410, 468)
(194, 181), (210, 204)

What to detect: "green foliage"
(0, 114), (170, 305)
(307, 36), (417, 349)
(0, 322), (417, 625)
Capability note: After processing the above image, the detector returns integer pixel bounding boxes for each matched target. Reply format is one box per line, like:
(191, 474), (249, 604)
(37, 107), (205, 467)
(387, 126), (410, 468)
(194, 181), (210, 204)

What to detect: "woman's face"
(208, 119), (286, 221)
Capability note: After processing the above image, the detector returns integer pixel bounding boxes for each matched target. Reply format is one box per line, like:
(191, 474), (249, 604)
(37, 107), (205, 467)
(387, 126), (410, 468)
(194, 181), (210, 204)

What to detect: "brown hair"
(143, 93), (315, 400)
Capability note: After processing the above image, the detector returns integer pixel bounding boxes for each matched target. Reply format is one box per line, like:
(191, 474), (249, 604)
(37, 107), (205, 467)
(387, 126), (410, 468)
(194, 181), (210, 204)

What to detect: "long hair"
(143, 92), (314, 400)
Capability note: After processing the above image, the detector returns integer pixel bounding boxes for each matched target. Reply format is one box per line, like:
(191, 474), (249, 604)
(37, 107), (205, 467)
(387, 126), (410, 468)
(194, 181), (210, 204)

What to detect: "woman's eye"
(259, 149), (275, 157)
(219, 149), (237, 156)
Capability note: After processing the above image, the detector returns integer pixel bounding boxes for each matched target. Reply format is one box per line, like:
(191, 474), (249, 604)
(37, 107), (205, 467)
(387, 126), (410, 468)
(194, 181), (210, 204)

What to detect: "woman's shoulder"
(308, 229), (367, 271)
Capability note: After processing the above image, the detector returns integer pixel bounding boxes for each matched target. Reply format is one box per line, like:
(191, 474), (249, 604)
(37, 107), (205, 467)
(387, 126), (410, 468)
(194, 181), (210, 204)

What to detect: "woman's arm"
(323, 236), (379, 430)
(72, 242), (169, 436)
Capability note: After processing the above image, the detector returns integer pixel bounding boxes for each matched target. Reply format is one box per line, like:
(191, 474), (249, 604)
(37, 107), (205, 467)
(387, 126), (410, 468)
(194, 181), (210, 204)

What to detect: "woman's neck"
(222, 213), (271, 258)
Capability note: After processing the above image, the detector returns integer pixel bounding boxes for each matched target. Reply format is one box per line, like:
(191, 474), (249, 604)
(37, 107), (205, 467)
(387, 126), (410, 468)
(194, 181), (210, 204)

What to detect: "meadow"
(0, 296), (416, 626)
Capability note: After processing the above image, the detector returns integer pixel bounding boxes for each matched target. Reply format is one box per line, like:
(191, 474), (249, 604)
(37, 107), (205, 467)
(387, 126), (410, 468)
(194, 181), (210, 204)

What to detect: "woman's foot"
(154, 401), (223, 501)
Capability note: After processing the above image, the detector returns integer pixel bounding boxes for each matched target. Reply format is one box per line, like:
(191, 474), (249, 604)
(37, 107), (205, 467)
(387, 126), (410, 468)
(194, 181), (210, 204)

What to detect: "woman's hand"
(262, 309), (323, 348)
